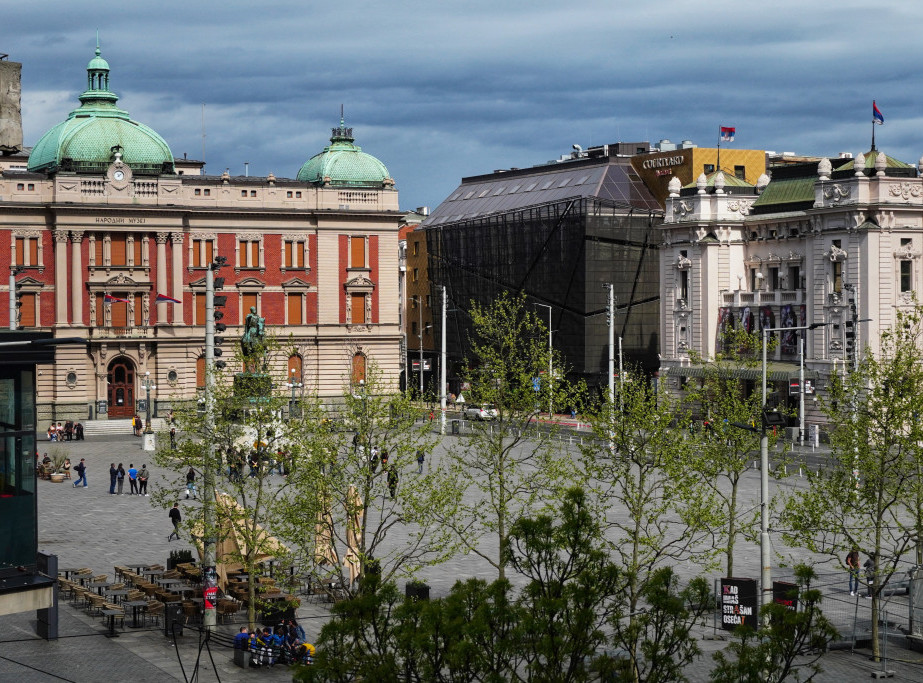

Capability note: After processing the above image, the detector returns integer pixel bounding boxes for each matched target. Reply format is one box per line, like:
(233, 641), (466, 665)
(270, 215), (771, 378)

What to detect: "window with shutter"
(287, 294), (303, 324)
(350, 236), (365, 268)
(195, 293), (207, 325)
(351, 294), (366, 324)
(110, 235), (127, 266)
(19, 293), (35, 327)
(243, 292), (258, 318)
(196, 356), (206, 389)
(135, 296), (144, 326)
(133, 237), (143, 266)
(111, 298), (128, 327)
(95, 236), (104, 266)
(193, 241), (201, 267)
(95, 294), (105, 326)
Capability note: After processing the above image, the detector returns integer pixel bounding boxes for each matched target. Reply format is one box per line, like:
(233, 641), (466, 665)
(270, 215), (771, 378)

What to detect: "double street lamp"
(286, 367), (303, 419)
(754, 322), (827, 612)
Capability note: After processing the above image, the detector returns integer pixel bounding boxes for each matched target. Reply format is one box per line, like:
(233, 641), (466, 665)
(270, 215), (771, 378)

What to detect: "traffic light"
(213, 274), (227, 369)
(844, 301), (857, 360)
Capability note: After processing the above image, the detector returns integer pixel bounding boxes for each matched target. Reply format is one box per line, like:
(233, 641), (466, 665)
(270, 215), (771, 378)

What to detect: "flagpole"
(871, 100), (876, 151)
(716, 127), (721, 172)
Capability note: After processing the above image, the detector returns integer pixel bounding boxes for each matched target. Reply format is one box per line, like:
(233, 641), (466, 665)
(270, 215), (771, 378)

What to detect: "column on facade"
(53, 230), (69, 325)
(70, 231), (84, 326)
(156, 232), (169, 325)
(171, 232), (184, 323)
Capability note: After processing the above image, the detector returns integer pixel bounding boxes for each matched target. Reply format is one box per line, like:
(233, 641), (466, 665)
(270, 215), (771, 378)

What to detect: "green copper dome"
(28, 43), (174, 176)
(297, 119), (393, 188)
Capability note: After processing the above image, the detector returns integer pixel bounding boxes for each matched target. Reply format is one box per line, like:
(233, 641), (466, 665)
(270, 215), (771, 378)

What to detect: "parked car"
(465, 404), (498, 421)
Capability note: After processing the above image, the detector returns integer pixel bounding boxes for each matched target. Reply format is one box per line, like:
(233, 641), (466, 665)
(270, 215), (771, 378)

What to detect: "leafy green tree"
(276, 356), (456, 600)
(154, 334), (303, 629)
(429, 291), (583, 581)
(506, 487), (621, 682)
(686, 328), (782, 576)
(710, 564), (838, 683)
(581, 374), (716, 683)
(777, 307), (923, 660)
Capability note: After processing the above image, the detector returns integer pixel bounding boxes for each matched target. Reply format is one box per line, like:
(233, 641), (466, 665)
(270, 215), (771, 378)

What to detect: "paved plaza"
(1, 428), (922, 681)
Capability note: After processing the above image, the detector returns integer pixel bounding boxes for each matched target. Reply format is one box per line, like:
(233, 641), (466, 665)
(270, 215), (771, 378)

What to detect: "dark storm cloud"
(5, 1), (923, 208)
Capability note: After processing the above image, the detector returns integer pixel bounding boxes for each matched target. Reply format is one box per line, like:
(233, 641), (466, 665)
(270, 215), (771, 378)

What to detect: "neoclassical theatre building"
(0, 48), (402, 421)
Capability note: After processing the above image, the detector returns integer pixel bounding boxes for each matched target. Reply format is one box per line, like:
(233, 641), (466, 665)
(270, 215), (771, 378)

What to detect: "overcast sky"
(4, 1), (922, 210)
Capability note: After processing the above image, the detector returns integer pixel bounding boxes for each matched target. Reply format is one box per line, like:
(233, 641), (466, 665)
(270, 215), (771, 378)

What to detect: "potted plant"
(48, 448), (68, 483)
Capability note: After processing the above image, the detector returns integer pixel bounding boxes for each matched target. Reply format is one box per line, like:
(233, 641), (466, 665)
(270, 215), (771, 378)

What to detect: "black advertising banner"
(720, 577), (758, 630)
(772, 581), (798, 611)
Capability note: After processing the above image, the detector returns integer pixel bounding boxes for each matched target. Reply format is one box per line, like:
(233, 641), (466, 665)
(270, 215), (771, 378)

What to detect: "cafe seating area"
(57, 560), (300, 633)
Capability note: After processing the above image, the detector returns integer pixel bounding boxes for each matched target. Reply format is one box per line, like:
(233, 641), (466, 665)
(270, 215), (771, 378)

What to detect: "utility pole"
(603, 284), (615, 444)
(9, 266), (23, 330)
(440, 285), (447, 435)
(533, 303), (553, 417)
(201, 261), (219, 630)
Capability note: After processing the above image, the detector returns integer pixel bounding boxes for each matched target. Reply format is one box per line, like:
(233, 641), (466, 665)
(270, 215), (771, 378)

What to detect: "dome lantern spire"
(81, 35), (117, 105)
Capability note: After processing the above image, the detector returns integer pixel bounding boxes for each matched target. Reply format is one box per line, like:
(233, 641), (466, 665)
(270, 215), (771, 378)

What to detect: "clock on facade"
(113, 170), (124, 181)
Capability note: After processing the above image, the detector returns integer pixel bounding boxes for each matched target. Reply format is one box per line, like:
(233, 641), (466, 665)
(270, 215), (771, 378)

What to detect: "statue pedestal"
(142, 432), (156, 451)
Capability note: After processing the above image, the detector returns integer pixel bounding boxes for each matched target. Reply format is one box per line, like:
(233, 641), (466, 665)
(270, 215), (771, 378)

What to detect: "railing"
(88, 326), (155, 339)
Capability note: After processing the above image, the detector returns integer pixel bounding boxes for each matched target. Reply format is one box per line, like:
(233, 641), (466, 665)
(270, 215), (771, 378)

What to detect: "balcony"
(88, 326), (156, 339)
(719, 290), (805, 307)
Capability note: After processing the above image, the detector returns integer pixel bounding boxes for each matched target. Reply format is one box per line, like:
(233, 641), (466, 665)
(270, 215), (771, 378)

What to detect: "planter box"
(50, 473), (65, 483)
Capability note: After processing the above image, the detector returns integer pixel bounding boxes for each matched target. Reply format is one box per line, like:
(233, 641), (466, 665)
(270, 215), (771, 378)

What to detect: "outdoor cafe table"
(59, 567), (81, 581)
(126, 564), (149, 573)
(143, 569), (165, 581)
(107, 589), (130, 604)
(123, 600), (148, 628)
(88, 581), (111, 595)
(102, 609), (122, 638)
(157, 578), (182, 589)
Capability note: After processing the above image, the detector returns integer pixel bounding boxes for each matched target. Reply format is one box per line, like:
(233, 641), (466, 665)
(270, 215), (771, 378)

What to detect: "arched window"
(351, 353), (366, 386)
(288, 355), (303, 383)
(196, 356), (206, 389)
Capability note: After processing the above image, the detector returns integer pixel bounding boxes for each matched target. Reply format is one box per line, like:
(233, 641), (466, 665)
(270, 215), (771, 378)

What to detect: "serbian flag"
(104, 294), (129, 304)
(720, 126), (736, 142)
(156, 293), (181, 304)
(873, 100), (884, 125)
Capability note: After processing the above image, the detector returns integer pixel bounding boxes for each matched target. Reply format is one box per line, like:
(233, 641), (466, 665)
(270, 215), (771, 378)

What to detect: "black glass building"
(425, 145), (663, 392)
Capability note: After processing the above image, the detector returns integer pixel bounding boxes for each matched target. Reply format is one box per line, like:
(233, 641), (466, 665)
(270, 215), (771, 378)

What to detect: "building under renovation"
(424, 143), (665, 394)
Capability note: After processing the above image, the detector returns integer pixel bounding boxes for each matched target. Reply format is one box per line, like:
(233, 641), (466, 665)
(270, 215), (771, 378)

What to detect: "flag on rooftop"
(873, 100), (884, 125)
(104, 294), (129, 304)
(720, 126), (735, 142)
(156, 293), (181, 304)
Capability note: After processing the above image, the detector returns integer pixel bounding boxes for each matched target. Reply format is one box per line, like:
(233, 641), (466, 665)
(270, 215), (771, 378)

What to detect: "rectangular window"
(132, 237), (142, 266)
(286, 191), (293, 198)
(413, 268), (419, 282)
(350, 236), (366, 268)
(14, 237), (39, 267)
(95, 294), (104, 326)
(351, 294), (366, 324)
(204, 189), (211, 196)
(832, 262), (843, 293)
(19, 293), (35, 327)
(287, 293), (303, 324)
(704, 164), (715, 174)
(241, 190), (247, 197)
(110, 235), (127, 266)
(242, 292), (258, 319)
(134, 296), (143, 326)
(195, 293), (207, 325)
(411, 320), (418, 336)
(250, 190), (257, 197)
(296, 191), (302, 198)
(95, 237), (104, 266)
(680, 270), (689, 301)
(239, 240), (260, 268)
(413, 241), (420, 256)
(901, 260), (913, 293)
(195, 189), (201, 196)
(284, 241), (306, 268)
(788, 265), (801, 290)
(734, 165), (746, 180)
(769, 267), (779, 291)
(111, 297), (128, 327)
(192, 239), (214, 268)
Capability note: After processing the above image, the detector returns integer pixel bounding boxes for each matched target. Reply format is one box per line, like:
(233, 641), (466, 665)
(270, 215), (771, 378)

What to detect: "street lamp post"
(757, 322), (827, 612)
(286, 367), (303, 419)
(534, 303), (553, 417)
(141, 371), (156, 451)
(413, 296), (425, 398)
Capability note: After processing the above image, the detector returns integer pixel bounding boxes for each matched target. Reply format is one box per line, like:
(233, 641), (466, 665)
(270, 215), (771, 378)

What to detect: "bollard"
(799, 466), (803, 477)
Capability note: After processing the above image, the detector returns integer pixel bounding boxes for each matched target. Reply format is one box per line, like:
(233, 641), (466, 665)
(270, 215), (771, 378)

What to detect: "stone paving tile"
(5, 429), (922, 681)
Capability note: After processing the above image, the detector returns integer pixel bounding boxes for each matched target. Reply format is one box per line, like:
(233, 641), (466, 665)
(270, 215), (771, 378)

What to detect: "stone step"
(81, 418), (168, 436)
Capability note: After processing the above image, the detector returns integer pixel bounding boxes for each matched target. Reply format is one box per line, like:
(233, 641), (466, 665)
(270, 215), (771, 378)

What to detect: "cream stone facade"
(659, 149), (923, 428)
(0, 48), (403, 421)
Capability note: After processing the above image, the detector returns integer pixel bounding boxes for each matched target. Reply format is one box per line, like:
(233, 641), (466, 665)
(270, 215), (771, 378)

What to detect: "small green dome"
(28, 43), (174, 176)
(297, 119), (392, 188)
